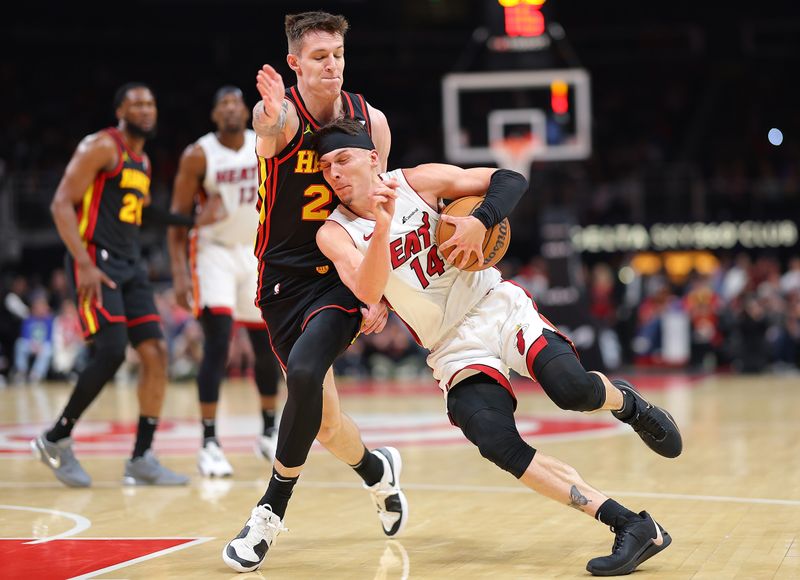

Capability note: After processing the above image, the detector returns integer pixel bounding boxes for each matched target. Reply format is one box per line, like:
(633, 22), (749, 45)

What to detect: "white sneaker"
(198, 440), (233, 477)
(255, 428), (278, 463)
(365, 447), (409, 537)
(222, 504), (287, 572)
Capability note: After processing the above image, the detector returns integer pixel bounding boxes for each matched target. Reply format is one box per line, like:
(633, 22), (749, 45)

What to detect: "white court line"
(0, 504), (91, 544)
(67, 537), (214, 580)
(299, 481), (800, 507)
(3, 480), (800, 507)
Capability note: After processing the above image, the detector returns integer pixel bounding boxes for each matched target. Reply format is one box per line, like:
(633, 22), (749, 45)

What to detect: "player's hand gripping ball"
(435, 196), (511, 271)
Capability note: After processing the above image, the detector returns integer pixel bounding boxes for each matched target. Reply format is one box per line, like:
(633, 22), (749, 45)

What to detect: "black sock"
(258, 469), (299, 519)
(595, 499), (640, 528)
(132, 415), (158, 459)
(350, 447), (384, 486)
(202, 418), (216, 443)
(262, 409), (276, 434)
(46, 415), (77, 442)
(613, 388), (637, 421)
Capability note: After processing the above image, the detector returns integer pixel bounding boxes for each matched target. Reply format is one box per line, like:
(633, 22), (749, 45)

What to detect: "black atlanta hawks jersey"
(76, 127), (151, 260)
(253, 87), (373, 278)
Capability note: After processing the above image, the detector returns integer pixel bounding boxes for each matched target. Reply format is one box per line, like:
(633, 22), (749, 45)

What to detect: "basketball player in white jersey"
(312, 118), (681, 576)
(168, 86), (281, 477)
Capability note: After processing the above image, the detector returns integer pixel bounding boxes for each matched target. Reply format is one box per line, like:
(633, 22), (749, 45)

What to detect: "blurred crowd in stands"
(2, 3), (798, 385)
(2, 250), (798, 388)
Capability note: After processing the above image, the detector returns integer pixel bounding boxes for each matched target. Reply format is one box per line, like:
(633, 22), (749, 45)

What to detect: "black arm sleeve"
(470, 169), (528, 229)
(142, 205), (195, 227)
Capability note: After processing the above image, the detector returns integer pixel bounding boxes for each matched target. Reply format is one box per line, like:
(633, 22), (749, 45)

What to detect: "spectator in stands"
(780, 256), (800, 297)
(51, 300), (86, 380)
(721, 253), (751, 304)
(734, 293), (770, 373)
(0, 274), (30, 378)
(683, 274), (722, 369)
(363, 315), (427, 380)
(12, 292), (54, 383)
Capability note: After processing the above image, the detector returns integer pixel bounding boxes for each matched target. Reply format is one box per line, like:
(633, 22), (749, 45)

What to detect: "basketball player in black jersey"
(222, 12), (407, 573)
(31, 83), (188, 487)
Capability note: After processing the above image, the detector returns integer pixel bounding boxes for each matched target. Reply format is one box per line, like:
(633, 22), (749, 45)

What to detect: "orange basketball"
(435, 196), (511, 271)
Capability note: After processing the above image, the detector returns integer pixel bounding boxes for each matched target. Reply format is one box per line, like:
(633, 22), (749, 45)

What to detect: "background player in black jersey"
(222, 12), (407, 573)
(168, 86), (282, 477)
(31, 83), (188, 487)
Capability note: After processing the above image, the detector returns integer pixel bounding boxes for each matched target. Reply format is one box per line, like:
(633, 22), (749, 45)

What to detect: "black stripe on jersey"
(357, 94), (371, 135)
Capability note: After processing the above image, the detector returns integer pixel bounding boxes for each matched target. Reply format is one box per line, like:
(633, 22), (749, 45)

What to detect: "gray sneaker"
(123, 450), (189, 486)
(30, 435), (91, 488)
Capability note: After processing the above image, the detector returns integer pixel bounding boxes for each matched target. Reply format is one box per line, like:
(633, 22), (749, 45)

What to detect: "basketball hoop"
(490, 134), (538, 181)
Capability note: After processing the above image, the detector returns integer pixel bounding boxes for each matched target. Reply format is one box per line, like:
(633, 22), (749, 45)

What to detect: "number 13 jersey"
(327, 168), (500, 349)
(196, 129), (258, 246)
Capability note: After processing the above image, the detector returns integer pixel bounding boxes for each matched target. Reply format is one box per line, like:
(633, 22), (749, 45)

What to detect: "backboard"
(442, 68), (592, 166)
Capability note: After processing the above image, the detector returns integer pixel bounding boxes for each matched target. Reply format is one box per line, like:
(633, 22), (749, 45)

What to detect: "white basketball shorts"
(427, 281), (557, 396)
(191, 240), (262, 324)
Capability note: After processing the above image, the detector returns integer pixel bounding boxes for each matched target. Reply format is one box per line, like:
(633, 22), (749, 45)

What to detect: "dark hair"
(285, 11), (348, 53)
(113, 82), (152, 109)
(213, 85), (244, 107)
(310, 117), (367, 151)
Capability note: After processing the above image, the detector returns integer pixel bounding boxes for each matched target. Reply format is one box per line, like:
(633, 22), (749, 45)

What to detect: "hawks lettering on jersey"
(294, 148), (320, 175)
(76, 127), (151, 260)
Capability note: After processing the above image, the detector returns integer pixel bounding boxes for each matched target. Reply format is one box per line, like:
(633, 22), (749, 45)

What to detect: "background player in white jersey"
(313, 118), (682, 577)
(168, 86), (281, 477)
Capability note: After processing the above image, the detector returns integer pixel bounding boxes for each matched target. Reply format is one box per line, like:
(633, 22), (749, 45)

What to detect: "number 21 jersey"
(76, 127), (151, 260)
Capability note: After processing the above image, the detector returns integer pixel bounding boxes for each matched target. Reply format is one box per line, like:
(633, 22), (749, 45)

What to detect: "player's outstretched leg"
(611, 379), (682, 458)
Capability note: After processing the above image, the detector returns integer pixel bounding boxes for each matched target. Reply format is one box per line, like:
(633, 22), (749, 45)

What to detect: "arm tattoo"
(568, 485), (591, 512)
(255, 100), (288, 136)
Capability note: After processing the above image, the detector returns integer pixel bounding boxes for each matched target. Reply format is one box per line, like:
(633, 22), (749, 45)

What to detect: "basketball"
(435, 196), (511, 271)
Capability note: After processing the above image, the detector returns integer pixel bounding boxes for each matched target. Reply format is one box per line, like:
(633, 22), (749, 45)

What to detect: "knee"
(539, 364), (605, 413)
(464, 409), (535, 478)
(203, 330), (230, 363)
(93, 333), (128, 371)
(316, 411), (341, 444)
(285, 359), (324, 401)
(137, 339), (169, 375)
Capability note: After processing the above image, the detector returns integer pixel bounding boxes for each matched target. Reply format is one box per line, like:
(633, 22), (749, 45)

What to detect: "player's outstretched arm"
(253, 64), (299, 158)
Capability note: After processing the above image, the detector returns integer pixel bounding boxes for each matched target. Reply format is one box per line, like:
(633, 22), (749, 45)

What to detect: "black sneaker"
(611, 379), (682, 458)
(586, 511), (672, 576)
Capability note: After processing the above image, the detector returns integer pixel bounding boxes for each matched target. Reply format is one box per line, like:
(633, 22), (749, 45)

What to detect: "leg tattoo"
(568, 484), (591, 512)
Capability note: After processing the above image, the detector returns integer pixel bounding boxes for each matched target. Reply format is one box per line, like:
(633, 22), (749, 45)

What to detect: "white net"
(489, 134), (539, 181)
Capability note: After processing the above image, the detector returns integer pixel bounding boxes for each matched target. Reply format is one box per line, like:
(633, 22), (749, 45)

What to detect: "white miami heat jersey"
(196, 129), (258, 246)
(327, 168), (500, 348)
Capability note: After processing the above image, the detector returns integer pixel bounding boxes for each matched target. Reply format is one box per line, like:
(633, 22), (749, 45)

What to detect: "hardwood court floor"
(1, 372), (799, 579)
